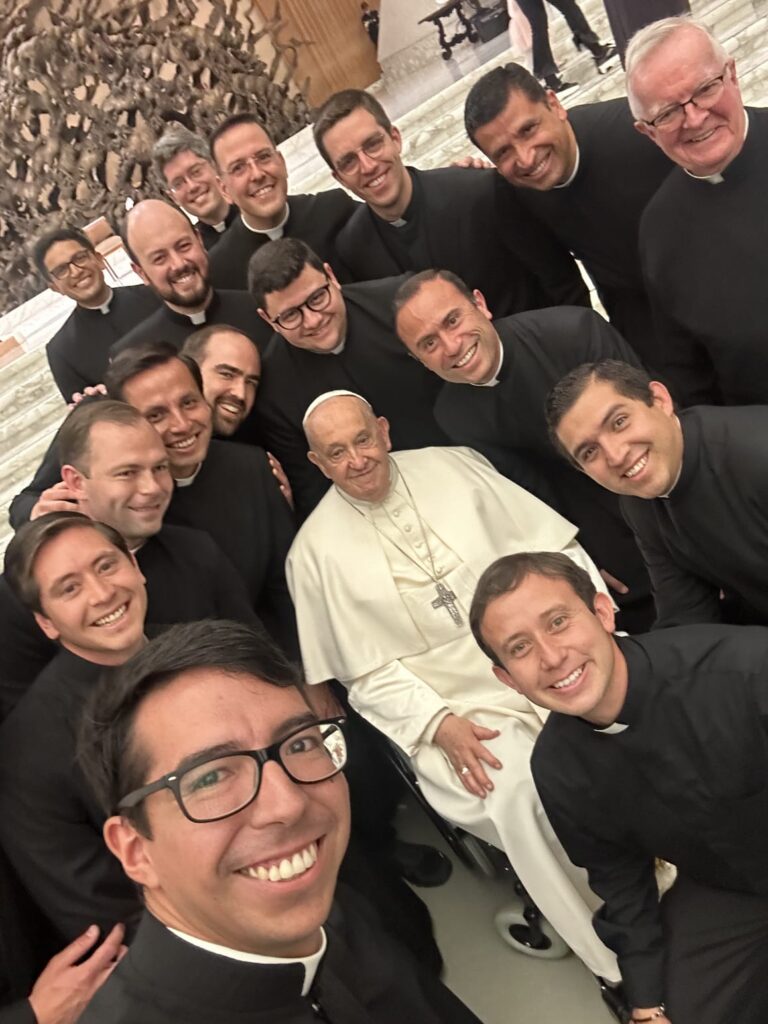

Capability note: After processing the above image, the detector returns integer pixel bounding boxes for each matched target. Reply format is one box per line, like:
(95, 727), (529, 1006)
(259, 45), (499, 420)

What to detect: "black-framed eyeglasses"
(334, 131), (389, 175)
(117, 717), (348, 824)
(642, 65), (730, 132)
(269, 279), (333, 330)
(49, 249), (94, 281)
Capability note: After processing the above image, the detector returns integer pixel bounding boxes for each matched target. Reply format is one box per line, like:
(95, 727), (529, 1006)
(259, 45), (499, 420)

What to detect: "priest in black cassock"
(464, 65), (673, 369)
(549, 359), (768, 629)
(394, 270), (653, 632)
(0, 515), (152, 942)
(77, 620), (482, 1024)
(34, 227), (159, 402)
(473, 552), (768, 1024)
(111, 199), (271, 360)
(151, 124), (237, 251)
(313, 89), (590, 320)
(207, 113), (359, 291)
(629, 20), (768, 405)
(249, 239), (450, 519)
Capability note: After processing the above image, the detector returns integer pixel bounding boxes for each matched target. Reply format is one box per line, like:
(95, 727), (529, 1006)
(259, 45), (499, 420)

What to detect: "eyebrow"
(170, 712), (320, 776)
(214, 362), (261, 381)
(572, 402), (626, 460)
(48, 550), (119, 593)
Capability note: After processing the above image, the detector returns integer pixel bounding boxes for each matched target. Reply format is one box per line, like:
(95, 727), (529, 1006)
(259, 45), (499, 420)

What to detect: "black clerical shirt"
(197, 203), (237, 250)
(509, 98), (673, 367)
(110, 287), (270, 359)
(337, 165), (590, 318)
(46, 284), (160, 401)
(640, 107), (768, 405)
(532, 626), (768, 1008)
(208, 191), (359, 292)
(621, 405), (768, 628)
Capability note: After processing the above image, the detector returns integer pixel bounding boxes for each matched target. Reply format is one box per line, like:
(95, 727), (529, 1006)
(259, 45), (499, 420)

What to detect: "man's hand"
(30, 481), (80, 520)
(267, 451), (294, 510)
(450, 155), (493, 170)
(600, 568), (629, 595)
(433, 713), (501, 797)
(28, 924), (126, 1024)
(68, 383), (108, 409)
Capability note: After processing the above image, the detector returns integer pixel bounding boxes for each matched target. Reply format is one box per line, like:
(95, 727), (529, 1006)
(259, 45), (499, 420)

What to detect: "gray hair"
(625, 17), (729, 118)
(152, 125), (211, 185)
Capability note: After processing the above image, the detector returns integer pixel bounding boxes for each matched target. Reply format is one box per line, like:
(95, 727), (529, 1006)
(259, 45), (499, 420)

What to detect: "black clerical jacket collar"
(163, 289), (220, 328)
(381, 167), (421, 228)
(591, 634), (654, 732)
(682, 109), (753, 186)
(127, 912), (315, 1013)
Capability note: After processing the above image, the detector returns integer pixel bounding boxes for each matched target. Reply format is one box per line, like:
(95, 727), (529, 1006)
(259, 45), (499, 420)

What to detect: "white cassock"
(287, 447), (619, 981)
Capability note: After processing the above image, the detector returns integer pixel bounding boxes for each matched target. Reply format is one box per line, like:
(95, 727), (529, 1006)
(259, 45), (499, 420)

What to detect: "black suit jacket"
(208, 191), (359, 291)
(79, 892), (481, 1024)
(511, 98), (673, 367)
(197, 203), (237, 251)
(110, 288), (270, 359)
(0, 524), (256, 721)
(337, 165), (589, 317)
(254, 275), (450, 518)
(46, 284), (160, 401)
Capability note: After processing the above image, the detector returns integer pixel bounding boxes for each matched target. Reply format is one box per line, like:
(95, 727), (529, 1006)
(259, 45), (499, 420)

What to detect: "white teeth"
(239, 842), (318, 883)
(624, 453), (648, 479)
(553, 666), (583, 690)
(368, 173), (386, 187)
(94, 603), (127, 626)
(170, 435), (196, 450)
(455, 342), (477, 368)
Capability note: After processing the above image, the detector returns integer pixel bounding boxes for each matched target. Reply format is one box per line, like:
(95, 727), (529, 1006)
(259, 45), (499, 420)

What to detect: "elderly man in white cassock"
(286, 390), (620, 983)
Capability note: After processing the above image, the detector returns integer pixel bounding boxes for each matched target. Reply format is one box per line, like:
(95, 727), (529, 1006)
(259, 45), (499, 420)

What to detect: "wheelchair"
(386, 743), (631, 1022)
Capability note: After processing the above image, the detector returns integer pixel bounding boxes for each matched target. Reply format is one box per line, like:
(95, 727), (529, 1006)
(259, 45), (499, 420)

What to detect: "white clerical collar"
(167, 926), (326, 997)
(241, 205), (290, 240)
(553, 143), (580, 189)
(593, 721), (629, 735)
(80, 286), (114, 315)
(174, 463), (203, 487)
(471, 341), (504, 388)
(211, 219), (228, 234)
(684, 112), (749, 184)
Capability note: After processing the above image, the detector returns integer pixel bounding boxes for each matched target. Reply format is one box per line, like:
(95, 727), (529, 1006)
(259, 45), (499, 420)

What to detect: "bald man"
(286, 391), (620, 982)
(111, 199), (270, 358)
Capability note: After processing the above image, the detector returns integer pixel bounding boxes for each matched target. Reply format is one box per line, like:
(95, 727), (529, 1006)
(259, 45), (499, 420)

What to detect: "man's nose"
(301, 305), (325, 330)
(348, 446), (368, 470)
(357, 149), (378, 175)
(538, 637), (566, 671)
(136, 469), (162, 495)
(245, 760), (310, 828)
(167, 406), (190, 433)
(440, 330), (462, 358)
(228, 377), (247, 400)
(87, 573), (116, 606)
(682, 99), (711, 129)
(516, 143), (538, 173)
(603, 436), (626, 468)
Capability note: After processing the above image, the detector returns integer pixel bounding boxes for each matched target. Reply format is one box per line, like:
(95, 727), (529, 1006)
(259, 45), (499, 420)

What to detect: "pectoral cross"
(432, 580), (463, 627)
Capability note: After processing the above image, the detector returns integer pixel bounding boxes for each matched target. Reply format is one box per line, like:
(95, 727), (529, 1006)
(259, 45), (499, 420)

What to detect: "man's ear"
(592, 591), (617, 635)
(377, 415), (393, 453)
(648, 379), (675, 415)
(104, 815), (160, 890)
(492, 664), (521, 693)
(33, 610), (60, 643)
(131, 261), (151, 288)
(307, 450), (331, 480)
(634, 120), (653, 140)
(472, 288), (494, 322)
(256, 307), (272, 327)
(61, 463), (87, 496)
(216, 173), (233, 205)
(323, 262), (342, 291)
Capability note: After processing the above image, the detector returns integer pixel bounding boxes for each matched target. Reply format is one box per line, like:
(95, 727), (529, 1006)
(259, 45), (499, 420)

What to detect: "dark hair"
(78, 619), (305, 834)
(57, 400), (146, 474)
(180, 323), (250, 364)
(545, 360), (654, 462)
(32, 228), (96, 280)
(312, 88), (393, 167)
(209, 113), (275, 167)
(464, 63), (548, 148)
(392, 268), (475, 321)
(248, 238), (325, 309)
(105, 341), (204, 401)
(470, 552), (598, 666)
(5, 512), (131, 614)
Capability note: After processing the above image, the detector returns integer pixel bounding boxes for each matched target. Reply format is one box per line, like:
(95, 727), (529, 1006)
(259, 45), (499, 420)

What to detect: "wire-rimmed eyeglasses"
(641, 65), (730, 133)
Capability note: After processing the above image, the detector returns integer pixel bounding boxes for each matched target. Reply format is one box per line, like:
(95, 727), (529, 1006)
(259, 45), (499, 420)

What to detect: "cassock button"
(404, 524), (412, 532)
(393, 510), (400, 517)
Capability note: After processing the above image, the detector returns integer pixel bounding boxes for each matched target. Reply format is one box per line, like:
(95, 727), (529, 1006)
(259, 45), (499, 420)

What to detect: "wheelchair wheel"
(494, 905), (570, 959)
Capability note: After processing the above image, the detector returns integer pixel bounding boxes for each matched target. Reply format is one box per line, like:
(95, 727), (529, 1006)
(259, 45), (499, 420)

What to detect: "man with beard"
(207, 114), (358, 292)
(111, 200), (270, 358)
(0, 402), (256, 718)
(152, 125), (236, 250)
(180, 324), (261, 438)
(34, 227), (159, 402)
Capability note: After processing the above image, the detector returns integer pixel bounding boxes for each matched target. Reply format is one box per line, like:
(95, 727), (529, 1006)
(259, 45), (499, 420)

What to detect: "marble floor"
(0, 0), (766, 1017)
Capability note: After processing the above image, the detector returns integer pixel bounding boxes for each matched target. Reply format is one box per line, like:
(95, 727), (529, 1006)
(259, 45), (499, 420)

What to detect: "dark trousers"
(515, 0), (597, 78)
(661, 874), (768, 1024)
